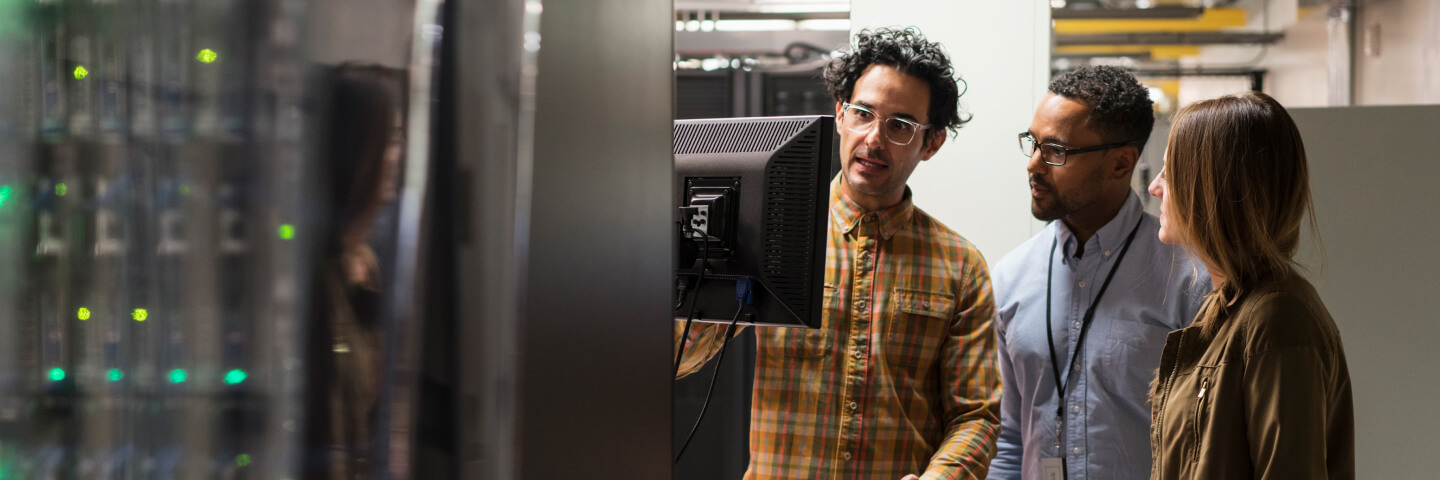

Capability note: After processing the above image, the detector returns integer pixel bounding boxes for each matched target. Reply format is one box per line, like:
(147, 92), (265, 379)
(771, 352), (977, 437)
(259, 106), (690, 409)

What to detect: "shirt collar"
(1053, 192), (1144, 259)
(829, 176), (915, 240)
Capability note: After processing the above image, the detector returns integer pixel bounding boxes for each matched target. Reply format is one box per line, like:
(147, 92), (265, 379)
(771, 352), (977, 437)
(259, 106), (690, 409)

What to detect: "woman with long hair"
(1145, 91), (1353, 479)
(303, 62), (406, 480)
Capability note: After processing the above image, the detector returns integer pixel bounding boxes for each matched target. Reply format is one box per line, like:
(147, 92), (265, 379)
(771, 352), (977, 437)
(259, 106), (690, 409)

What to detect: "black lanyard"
(1045, 216), (1144, 450)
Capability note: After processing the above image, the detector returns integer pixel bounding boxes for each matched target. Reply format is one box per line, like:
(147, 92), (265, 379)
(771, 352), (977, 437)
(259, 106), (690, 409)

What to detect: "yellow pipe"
(1054, 8), (1247, 34)
(1054, 45), (1201, 60)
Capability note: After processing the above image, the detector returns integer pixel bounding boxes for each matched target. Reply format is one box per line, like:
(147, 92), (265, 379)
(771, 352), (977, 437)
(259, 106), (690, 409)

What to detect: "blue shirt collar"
(1053, 193), (1144, 260)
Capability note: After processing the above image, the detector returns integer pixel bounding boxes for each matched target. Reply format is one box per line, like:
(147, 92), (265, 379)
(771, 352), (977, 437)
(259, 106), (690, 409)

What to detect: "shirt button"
(1104, 250), (1112, 257)
(843, 452), (852, 461)
(848, 401), (858, 410)
(1073, 447), (1081, 455)
(1073, 321), (1081, 329)
(1073, 363), (1081, 371)
(1072, 405), (1080, 413)
(1078, 281), (1087, 288)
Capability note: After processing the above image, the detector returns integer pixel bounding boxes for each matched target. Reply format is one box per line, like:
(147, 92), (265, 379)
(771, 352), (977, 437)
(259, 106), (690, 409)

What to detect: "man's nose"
(862, 124), (886, 149)
(1025, 147), (1047, 175)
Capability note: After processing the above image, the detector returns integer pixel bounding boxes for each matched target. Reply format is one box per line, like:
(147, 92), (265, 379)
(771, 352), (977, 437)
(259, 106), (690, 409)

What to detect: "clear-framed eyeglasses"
(1018, 132), (1142, 166)
(839, 102), (932, 146)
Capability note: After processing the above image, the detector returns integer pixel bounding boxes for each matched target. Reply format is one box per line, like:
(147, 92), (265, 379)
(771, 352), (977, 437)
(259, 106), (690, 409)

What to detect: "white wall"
(1355, 0), (1440, 105)
(1290, 105), (1440, 479)
(850, 0), (1050, 263)
(1184, 0), (1440, 108)
(1258, 7), (1331, 107)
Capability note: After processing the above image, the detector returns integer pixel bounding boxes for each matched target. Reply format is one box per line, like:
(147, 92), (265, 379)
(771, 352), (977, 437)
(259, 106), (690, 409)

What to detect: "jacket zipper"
(1192, 376), (1209, 462)
(1152, 328), (1187, 477)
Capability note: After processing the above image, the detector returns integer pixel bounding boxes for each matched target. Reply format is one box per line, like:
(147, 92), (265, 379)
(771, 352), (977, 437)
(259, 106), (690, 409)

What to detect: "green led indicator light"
(54, 183), (67, 196)
(277, 224), (295, 240)
(106, 368), (123, 381)
(169, 368), (187, 383)
(224, 369), (247, 385)
(132, 308), (148, 322)
(73, 66), (88, 79)
(47, 368), (65, 382)
(179, 184), (192, 196)
(0, 185), (12, 207)
(77, 307), (91, 321)
(197, 49), (219, 64)
(235, 453), (251, 467)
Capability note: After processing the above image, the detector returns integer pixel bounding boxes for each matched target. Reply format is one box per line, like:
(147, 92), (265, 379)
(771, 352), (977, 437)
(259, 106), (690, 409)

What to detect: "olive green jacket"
(1148, 273), (1354, 479)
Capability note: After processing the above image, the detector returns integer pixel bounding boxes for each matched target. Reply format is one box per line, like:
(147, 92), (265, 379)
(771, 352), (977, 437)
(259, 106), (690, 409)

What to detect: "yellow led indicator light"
(47, 368), (65, 382)
(235, 454), (251, 467)
(277, 224), (295, 240)
(54, 183), (67, 196)
(107, 368), (123, 381)
(197, 49), (218, 64)
(73, 66), (88, 79)
(77, 307), (91, 321)
(132, 308), (148, 322)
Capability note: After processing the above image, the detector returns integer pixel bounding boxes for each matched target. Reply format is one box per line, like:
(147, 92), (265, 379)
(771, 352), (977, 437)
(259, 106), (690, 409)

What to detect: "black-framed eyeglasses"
(1018, 132), (1142, 166)
(840, 103), (932, 146)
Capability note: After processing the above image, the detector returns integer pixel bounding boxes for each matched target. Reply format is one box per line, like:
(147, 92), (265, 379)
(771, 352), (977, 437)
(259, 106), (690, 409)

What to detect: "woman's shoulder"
(1231, 274), (1341, 356)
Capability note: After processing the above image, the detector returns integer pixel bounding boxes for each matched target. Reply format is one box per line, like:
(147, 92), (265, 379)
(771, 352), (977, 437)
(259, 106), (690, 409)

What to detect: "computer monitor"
(672, 115), (838, 328)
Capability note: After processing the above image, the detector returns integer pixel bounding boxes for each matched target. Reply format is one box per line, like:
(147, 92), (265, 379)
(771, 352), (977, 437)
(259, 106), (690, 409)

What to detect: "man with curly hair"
(677, 27), (1000, 479)
(987, 66), (1211, 479)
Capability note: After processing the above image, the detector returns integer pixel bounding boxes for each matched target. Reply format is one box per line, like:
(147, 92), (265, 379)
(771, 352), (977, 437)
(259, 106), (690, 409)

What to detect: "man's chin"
(845, 172), (886, 193)
(1030, 203), (1062, 222)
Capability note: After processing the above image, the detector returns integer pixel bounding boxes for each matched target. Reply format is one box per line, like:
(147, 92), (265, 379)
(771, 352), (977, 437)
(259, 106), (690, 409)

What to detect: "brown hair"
(1164, 91), (1317, 310)
(323, 63), (406, 246)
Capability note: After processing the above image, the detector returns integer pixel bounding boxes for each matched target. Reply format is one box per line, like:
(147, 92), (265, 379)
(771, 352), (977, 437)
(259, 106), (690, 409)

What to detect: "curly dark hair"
(822, 27), (969, 142)
(1048, 65), (1155, 154)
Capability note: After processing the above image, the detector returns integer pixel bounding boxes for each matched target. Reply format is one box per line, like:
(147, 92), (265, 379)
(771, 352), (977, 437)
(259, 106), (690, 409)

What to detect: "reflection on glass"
(0, 0), (316, 478)
(301, 62), (406, 480)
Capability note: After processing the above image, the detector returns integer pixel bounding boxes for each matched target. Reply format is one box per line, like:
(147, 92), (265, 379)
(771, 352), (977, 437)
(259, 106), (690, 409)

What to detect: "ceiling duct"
(1052, 6), (1204, 19)
(1055, 31), (1284, 45)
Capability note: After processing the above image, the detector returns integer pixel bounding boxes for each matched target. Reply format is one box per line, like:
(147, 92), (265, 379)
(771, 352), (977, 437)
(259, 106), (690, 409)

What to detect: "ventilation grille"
(674, 120), (808, 155)
(761, 128), (822, 322)
(675, 74), (732, 119)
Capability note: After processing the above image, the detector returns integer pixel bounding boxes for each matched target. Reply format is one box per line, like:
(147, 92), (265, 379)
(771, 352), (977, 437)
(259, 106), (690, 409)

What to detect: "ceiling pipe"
(1055, 31), (1285, 45)
(1052, 6), (1204, 19)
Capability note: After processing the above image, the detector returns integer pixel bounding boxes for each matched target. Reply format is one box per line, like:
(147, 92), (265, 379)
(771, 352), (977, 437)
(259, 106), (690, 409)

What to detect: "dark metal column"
(445, 0), (674, 478)
(521, 0), (674, 477)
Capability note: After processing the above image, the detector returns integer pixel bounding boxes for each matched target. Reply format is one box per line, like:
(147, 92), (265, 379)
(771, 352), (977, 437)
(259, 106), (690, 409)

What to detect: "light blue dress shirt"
(987, 194), (1211, 480)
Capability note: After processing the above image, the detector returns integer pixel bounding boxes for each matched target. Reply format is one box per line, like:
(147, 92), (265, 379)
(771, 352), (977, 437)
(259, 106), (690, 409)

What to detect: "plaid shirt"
(678, 179), (1001, 480)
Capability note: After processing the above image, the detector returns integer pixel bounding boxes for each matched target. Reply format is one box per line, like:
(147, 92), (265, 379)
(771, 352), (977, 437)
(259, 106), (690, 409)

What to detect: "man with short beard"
(986, 66), (1210, 480)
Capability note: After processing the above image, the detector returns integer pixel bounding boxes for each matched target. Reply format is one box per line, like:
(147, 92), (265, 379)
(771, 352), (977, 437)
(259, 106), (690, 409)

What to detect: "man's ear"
(920, 130), (946, 161)
(1112, 145), (1139, 180)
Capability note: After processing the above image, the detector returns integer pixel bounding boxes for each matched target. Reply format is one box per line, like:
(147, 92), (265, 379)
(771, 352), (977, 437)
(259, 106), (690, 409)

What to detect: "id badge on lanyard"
(1041, 457), (1064, 480)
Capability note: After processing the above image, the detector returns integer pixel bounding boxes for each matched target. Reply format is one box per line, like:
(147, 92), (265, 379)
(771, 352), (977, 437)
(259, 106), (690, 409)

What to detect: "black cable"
(674, 304), (744, 464)
(672, 225), (710, 380)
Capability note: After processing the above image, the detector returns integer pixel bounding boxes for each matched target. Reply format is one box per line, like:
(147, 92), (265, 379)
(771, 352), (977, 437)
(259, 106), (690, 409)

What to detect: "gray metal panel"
(449, 0), (535, 478)
(1289, 105), (1440, 479)
(523, 0), (674, 478)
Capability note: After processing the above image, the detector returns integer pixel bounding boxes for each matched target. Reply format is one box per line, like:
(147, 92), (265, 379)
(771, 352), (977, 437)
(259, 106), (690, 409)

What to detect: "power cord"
(673, 225), (710, 380)
(674, 303), (744, 464)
